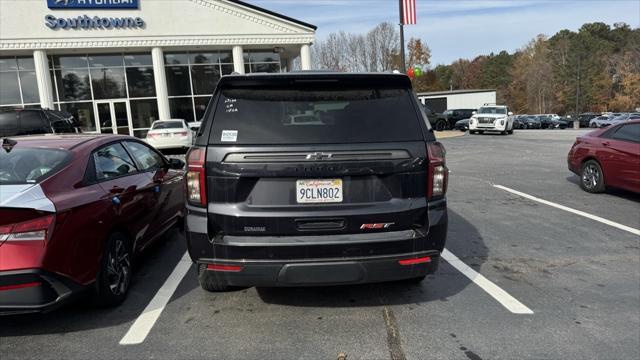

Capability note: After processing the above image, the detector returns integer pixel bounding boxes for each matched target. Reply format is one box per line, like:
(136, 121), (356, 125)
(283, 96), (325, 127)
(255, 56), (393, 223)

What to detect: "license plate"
(296, 179), (343, 204)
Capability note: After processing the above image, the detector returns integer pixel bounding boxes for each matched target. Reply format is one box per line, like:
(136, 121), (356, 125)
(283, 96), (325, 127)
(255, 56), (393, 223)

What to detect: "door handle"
(110, 186), (125, 194)
(602, 142), (610, 147)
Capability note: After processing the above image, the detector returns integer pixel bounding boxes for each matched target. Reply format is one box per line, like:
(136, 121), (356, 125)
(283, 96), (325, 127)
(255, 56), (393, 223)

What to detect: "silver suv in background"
(469, 104), (514, 135)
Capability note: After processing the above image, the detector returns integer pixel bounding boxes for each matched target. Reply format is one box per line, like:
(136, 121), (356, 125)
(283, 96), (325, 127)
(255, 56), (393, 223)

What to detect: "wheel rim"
(582, 164), (600, 190)
(107, 239), (131, 296)
(436, 122), (445, 131)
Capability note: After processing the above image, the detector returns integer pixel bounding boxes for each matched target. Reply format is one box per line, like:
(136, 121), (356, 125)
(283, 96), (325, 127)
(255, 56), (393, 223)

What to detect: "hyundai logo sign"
(47, 0), (139, 9)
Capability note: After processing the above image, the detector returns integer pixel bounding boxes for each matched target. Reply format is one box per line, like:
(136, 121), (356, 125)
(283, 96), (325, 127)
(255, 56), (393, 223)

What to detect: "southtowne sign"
(44, 0), (144, 30)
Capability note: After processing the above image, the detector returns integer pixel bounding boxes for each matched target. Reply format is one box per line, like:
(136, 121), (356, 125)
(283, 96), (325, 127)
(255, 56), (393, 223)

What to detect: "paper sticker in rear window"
(221, 130), (238, 142)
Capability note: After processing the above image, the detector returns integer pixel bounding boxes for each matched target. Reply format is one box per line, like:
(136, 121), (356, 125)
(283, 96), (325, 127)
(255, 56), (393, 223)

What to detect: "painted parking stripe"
(442, 249), (534, 314)
(494, 184), (640, 236)
(119, 252), (192, 345)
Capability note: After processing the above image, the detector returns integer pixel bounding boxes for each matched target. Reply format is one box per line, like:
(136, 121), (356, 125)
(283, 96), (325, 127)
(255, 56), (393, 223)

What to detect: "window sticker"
(221, 130), (238, 142)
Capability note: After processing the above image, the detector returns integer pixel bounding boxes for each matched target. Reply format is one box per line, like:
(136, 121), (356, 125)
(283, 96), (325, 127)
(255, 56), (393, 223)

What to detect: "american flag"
(402, 0), (417, 25)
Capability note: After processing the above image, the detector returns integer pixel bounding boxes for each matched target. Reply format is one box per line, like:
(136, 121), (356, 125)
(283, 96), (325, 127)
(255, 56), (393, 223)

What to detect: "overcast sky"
(251, 0), (640, 65)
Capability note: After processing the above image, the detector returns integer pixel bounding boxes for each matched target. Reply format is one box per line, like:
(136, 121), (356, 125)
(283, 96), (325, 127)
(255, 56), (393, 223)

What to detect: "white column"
(151, 47), (171, 120)
(33, 50), (54, 109)
(232, 45), (245, 74)
(300, 44), (311, 71)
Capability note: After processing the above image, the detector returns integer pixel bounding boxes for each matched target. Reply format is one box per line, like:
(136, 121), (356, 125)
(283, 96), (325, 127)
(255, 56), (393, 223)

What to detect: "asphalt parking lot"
(2, 129), (639, 360)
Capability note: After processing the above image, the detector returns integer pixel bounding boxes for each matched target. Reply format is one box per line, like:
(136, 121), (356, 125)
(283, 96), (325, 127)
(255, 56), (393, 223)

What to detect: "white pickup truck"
(469, 104), (514, 135)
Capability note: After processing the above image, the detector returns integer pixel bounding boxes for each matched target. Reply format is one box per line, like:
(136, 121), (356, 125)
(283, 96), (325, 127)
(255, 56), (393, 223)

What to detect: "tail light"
(0, 214), (55, 244)
(177, 131), (189, 137)
(186, 147), (206, 206)
(146, 132), (158, 139)
(427, 142), (448, 199)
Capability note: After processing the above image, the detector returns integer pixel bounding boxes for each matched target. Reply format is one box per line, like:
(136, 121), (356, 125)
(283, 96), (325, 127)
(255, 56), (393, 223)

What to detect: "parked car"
(0, 108), (80, 137)
(590, 113), (631, 128)
(589, 115), (613, 128)
(185, 73), (448, 291)
(519, 116), (542, 129)
(469, 104), (514, 135)
(434, 109), (476, 131)
(0, 135), (185, 313)
(568, 120), (640, 193)
(536, 115), (567, 129)
(421, 104), (440, 129)
(145, 119), (193, 150)
(578, 112), (599, 127)
(454, 118), (470, 131)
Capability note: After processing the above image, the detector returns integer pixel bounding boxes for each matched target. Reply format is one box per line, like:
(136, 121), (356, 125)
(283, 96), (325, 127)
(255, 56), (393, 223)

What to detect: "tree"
(405, 37), (432, 91)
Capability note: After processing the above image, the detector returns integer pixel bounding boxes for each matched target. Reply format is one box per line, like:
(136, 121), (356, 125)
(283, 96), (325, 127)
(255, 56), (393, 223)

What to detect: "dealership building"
(0, 0), (316, 137)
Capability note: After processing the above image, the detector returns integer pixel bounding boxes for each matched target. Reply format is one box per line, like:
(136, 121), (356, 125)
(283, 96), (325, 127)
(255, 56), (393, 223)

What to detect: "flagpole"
(398, 0), (406, 73)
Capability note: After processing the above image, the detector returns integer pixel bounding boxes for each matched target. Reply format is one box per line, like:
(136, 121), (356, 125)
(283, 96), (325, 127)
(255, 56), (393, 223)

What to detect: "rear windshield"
(152, 121), (184, 129)
(0, 147), (70, 184)
(209, 87), (423, 144)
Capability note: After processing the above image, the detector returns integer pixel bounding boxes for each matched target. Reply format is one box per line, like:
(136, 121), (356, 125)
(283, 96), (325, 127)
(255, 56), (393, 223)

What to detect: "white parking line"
(442, 249), (534, 314)
(494, 184), (640, 236)
(119, 252), (192, 345)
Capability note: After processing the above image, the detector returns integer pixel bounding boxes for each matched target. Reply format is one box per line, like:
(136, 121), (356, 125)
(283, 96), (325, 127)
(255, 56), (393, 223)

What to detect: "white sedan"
(145, 119), (193, 150)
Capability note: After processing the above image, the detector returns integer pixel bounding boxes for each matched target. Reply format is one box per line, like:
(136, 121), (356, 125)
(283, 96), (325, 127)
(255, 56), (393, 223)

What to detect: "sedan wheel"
(95, 233), (132, 307)
(580, 160), (605, 193)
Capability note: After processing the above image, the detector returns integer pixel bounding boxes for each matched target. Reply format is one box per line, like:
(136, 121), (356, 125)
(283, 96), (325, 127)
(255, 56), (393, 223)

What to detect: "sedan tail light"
(427, 142), (448, 199)
(0, 214), (55, 244)
(186, 147), (206, 206)
(177, 131), (189, 137)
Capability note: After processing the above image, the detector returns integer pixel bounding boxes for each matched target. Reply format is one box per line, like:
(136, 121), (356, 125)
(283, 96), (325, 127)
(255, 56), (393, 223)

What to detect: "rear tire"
(94, 233), (132, 307)
(198, 263), (230, 292)
(435, 120), (447, 132)
(469, 130), (476, 135)
(580, 160), (605, 193)
(507, 129), (514, 134)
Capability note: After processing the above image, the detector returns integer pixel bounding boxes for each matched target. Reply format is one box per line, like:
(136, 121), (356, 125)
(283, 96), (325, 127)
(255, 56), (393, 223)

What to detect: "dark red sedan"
(0, 135), (185, 314)
(568, 120), (640, 193)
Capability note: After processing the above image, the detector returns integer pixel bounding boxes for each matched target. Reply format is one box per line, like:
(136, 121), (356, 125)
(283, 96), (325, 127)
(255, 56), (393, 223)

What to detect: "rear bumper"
(0, 269), (84, 315)
(186, 198), (447, 286)
(145, 137), (191, 149)
(199, 251), (440, 287)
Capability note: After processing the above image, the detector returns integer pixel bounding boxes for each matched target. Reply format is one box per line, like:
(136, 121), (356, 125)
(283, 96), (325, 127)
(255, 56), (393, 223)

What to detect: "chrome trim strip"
(223, 150), (412, 163)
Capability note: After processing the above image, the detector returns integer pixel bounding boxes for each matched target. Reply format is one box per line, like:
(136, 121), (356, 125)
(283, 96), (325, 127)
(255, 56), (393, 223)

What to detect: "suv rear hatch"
(191, 74), (437, 259)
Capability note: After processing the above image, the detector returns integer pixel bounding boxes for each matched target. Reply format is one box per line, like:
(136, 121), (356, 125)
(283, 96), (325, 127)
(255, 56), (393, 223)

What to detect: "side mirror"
(168, 158), (185, 170)
(508, 112), (514, 116)
(472, 111), (477, 115)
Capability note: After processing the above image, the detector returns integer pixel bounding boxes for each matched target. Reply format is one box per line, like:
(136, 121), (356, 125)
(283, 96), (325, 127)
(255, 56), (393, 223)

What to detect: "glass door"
(95, 100), (132, 135)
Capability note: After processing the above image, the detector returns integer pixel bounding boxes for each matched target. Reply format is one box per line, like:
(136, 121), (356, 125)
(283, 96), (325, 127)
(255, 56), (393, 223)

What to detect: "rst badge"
(47, 0), (139, 9)
(360, 223), (395, 230)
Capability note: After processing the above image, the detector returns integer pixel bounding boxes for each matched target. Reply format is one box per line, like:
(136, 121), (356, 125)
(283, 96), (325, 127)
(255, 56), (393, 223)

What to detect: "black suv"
(185, 73), (448, 291)
(434, 109), (475, 131)
(0, 108), (80, 137)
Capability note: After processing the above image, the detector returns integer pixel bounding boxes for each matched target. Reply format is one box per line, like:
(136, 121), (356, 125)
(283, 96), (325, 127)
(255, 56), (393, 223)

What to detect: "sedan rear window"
(0, 147), (70, 184)
(209, 87), (423, 144)
(152, 121), (184, 129)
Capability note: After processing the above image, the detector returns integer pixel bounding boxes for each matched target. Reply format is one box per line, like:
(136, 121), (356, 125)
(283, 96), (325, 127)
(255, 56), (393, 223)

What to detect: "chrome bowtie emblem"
(306, 152), (333, 161)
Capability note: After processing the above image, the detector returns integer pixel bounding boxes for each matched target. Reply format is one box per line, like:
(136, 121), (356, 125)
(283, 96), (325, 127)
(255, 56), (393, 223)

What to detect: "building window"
(55, 68), (92, 101)
(169, 97), (195, 122)
(50, 52), (158, 137)
(59, 102), (96, 132)
(126, 67), (156, 98)
(164, 50), (233, 122)
(91, 67), (127, 99)
(0, 56), (40, 108)
(244, 50), (282, 74)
